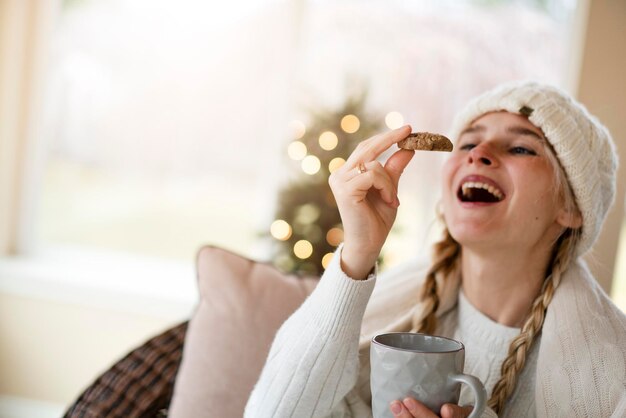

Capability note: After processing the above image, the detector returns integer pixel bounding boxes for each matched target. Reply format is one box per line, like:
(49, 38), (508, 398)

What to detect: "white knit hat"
(449, 80), (618, 255)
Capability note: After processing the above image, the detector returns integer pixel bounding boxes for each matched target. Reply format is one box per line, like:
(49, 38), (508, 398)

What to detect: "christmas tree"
(269, 93), (383, 275)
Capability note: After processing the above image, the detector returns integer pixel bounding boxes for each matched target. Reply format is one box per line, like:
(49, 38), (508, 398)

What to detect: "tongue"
(463, 188), (499, 203)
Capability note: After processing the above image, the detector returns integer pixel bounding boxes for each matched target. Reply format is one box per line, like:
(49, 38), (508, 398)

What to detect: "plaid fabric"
(64, 321), (188, 418)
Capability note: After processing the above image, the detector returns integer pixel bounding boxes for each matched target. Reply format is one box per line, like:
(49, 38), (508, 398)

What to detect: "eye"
(459, 143), (476, 151)
(510, 146), (537, 156)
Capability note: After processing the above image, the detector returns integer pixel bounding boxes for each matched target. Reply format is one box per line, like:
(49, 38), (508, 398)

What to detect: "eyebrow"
(460, 124), (544, 141)
(507, 126), (544, 141)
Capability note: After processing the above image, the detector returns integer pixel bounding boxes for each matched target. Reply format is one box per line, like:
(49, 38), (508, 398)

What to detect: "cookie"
(397, 132), (453, 152)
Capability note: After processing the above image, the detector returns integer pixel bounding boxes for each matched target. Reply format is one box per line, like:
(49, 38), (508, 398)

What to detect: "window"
(41, 0), (579, 268)
(41, 0), (298, 261)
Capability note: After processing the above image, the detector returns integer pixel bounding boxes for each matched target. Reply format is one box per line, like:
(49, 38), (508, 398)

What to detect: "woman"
(244, 81), (626, 417)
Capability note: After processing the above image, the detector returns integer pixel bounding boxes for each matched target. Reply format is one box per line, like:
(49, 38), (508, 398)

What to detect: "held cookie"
(397, 132), (453, 152)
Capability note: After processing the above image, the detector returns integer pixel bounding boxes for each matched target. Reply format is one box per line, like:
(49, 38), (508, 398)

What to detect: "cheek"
(525, 160), (555, 187)
(513, 163), (558, 207)
(440, 156), (460, 207)
(440, 156), (458, 189)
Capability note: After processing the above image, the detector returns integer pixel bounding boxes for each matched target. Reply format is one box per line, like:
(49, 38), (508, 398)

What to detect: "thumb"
(385, 148), (415, 187)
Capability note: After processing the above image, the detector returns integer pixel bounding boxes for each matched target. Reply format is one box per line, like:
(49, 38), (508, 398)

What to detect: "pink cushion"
(168, 246), (318, 418)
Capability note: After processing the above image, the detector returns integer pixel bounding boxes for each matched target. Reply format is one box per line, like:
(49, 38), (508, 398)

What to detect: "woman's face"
(441, 111), (573, 253)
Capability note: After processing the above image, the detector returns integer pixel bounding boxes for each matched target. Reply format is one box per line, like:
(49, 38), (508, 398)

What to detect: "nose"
(467, 144), (497, 167)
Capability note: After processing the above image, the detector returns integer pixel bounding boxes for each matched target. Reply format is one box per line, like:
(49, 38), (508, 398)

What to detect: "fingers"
(345, 162), (398, 206)
(344, 160), (382, 181)
(403, 398), (439, 417)
(389, 400), (414, 418)
(389, 399), (473, 418)
(332, 126), (413, 201)
(389, 398), (439, 417)
(346, 125), (412, 167)
(385, 148), (415, 188)
(441, 404), (474, 418)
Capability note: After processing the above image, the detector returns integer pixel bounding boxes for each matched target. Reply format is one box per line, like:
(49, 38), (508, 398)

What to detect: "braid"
(411, 228), (461, 334)
(487, 229), (579, 414)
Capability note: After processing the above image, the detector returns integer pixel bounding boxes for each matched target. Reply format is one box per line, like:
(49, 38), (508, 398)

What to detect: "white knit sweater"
(437, 291), (539, 417)
(244, 247), (626, 417)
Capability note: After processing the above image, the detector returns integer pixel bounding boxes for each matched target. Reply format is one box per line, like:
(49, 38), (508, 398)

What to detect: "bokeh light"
(341, 114), (360, 133)
(270, 219), (292, 241)
(319, 131), (338, 151)
(322, 252), (334, 268)
(326, 227), (344, 246)
(301, 155), (321, 174)
(385, 111), (404, 129)
(295, 203), (321, 224)
(293, 240), (313, 259)
(287, 141), (307, 160)
(328, 157), (345, 173)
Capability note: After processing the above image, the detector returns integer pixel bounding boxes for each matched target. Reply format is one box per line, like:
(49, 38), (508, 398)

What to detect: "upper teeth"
(461, 182), (504, 200)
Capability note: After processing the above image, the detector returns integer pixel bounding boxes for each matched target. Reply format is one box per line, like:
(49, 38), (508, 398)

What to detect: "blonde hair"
(411, 138), (582, 414)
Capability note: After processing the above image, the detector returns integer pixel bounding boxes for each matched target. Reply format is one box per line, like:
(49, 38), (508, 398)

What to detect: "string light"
(385, 111), (404, 129)
(322, 253), (334, 268)
(288, 141), (307, 160)
(270, 219), (292, 241)
(301, 155), (321, 174)
(341, 114), (360, 133)
(293, 240), (313, 259)
(290, 120), (306, 139)
(319, 131), (338, 151)
(328, 157), (345, 173)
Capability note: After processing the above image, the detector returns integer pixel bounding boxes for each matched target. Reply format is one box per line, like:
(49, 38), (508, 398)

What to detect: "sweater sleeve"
(244, 245), (376, 418)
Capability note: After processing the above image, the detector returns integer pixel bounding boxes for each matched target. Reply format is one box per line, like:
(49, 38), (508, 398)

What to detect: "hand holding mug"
(389, 397), (474, 418)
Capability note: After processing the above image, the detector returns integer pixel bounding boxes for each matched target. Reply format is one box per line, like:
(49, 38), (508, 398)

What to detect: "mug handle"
(448, 373), (487, 418)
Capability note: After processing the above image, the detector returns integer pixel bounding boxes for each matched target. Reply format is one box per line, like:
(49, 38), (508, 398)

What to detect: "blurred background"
(0, 0), (624, 416)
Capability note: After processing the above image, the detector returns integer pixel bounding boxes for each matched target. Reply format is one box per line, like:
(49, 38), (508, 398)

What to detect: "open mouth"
(457, 181), (504, 203)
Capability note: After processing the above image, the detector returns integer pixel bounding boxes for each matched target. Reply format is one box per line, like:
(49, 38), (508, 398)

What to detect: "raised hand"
(328, 125), (414, 279)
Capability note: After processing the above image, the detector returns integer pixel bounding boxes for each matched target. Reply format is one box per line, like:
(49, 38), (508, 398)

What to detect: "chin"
(444, 219), (500, 248)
